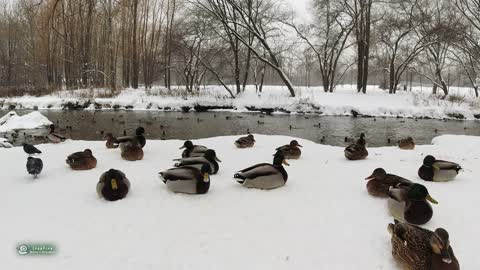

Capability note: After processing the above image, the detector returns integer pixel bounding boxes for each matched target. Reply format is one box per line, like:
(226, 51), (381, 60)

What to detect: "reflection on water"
(1, 110), (479, 147)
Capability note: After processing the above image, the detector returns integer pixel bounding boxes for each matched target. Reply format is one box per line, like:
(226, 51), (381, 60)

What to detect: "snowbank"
(1, 85), (479, 120)
(2, 134), (479, 269)
(0, 111), (52, 136)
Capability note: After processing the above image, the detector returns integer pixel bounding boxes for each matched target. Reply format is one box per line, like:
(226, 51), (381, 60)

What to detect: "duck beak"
(215, 157), (222, 162)
(426, 194), (438, 204)
(283, 159), (290, 166)
(298, 144), (303, 147)
(365, 174), (375, 181)
(179, 146), (185, 149)
(203, 173), (210, 182)
(111, 179), (118, 190)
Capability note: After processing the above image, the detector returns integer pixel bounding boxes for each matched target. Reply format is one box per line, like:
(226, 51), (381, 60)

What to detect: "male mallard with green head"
(388, 183), (438, 225)
(418, 155), (462, 182)
(97, 169), (130, 201)
(388, 219), (460, 270)
(174, 149), (221, 174)
(234, 150), (289, 190)
(180, 140), (208, 158)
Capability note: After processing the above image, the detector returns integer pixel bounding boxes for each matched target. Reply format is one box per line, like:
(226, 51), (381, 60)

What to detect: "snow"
(0, 111), (52, 135)
(1, 85), (479, 119)
(2, 134), (479, 269)
(0, 137), (13, 148)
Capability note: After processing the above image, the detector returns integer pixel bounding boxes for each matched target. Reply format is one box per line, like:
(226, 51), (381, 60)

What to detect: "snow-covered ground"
(2, 134), (479, 269)
(1, 85), (479, 119)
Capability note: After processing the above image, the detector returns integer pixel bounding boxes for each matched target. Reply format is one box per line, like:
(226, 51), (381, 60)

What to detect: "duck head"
(204, 149), (221, 162)
(430, 228), (454, 264)
(407, 184), (438, 204)
(84, 149), (93, 156)
(290, 140), (302, 147)
(273, 151), (289, 166)
(180, 140), (194, 150)
(136, 127), (145, 135)
(247, 134), (255, 141)
(423, 155), (436, 167)
(365, 168), (387, 181)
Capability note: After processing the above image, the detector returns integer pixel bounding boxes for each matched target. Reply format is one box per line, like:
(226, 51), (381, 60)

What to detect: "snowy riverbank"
(2, 134), (479, 269)
(1, 85), (480, 120)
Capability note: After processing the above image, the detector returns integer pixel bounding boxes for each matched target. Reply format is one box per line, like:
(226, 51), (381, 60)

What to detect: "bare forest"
(1, 0), (480, 98)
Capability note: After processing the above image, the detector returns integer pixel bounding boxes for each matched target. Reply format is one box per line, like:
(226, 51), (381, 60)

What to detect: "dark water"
(2, 110), (480, 147)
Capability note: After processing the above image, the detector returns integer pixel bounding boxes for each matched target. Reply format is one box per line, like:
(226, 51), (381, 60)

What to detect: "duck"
(234, 150), (289, 190)
(159, 164), (211, 194)
(388, 183), (438, 225)
(26, 157), (43, 178)
(388, 219), (460, 270)
(418, 155), (462, 182)
(66, 149), (97, 170)
(22, 143), (42, 155)
(276, 140), (302, 159)
(104, 133), (119, 149)
(116, 127), (146, 148)
(174, 149), (221, 174)
(120, 138), (144, 161)
(180, 140), (208, 158)
(365, 168), (413, 198)
(234, 134), (255, 148)
(344, 133), (368, 160)
(47, 124), (67, 143)
(96, 169), (130, 201)
(399, 137), (415, 150)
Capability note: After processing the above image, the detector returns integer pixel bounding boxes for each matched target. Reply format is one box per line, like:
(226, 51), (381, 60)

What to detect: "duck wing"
(237, 163), (279, 179)
(116, 136), (135, 143)
(276, 145), (288, 151)
(434, 160), (461, 170)
(160, 167), (200, 181)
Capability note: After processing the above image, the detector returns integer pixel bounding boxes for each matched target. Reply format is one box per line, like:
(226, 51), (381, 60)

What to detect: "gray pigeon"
(23, 143), (42, 155)
(26, 157), (43, 178)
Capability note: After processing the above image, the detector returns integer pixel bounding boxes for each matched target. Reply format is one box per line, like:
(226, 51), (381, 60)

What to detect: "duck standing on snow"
(234, 150), (289, 190)
(344, 133), (368, 160)
(104, 133), (119, 149)
(180, 140), (208, 158)
(276, 140), (302, 159)
(47, 124), (67, 143)
(398, 137), (415, 150)
(120, 138), (144, 161)
(388, 183), (438, 225)
(365, 168), (413, 198)
(174, 149), (221, 174)
(66, 149), (97, 170)
(97, 169), (130, 201)
(22, 143), (42, 155)
(235, 134), (255, 148)
(159, 164), (211, 194)
(116, 127), (146, 148)
(26, 157), (43, 178)
(418, 155), (462, 182)
(388, 220), (460, 270)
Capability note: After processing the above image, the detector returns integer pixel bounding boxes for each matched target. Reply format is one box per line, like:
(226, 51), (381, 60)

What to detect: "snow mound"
(0, 111), (52, 133)
(0, 137), (13, 148)
(2, 134), (479, 269)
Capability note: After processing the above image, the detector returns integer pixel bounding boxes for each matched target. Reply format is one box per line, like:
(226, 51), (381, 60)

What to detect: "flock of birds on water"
(17, 122), (464, 270)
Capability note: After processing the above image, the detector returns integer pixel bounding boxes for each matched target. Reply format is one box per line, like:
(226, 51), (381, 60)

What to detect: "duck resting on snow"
(235, 134), (255, 148)
(388, 183), (438, 225)
(234, 150), (289, 190)
(180, 140), (208, 158)
(365, 168), (413, 198)
(66, 149), (97, 170)
(104, 133), (119, 149)
(120, 137), (144, 161)
(398, 137), (415, 150)
(48, 124), (67, 143)
(418, 155), (462, 182)
(159, 164), (211, 194)
(116, 127), (146, 148)
(97, 169), (130, 201)
(174, 149), (221, 174)
(344, 133), (368, 160)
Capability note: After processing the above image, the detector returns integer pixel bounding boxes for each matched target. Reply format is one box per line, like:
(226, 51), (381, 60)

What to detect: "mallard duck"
(388, 183), (438, 225)
(22, 143), (42, 155)
(48, 124), (66, 143)
(174, 149), (221, 174)
(120, 138), (144, 161)
(365, 168), (413, 198)
(116, 127), (146, 148)
(26, 157), (43, 178)
(388, 219), (460, 270)
(235, 134), (255, 148)
(159, 164), (211, 194)
(344, 133), (368, 160)
(399, 137), (415, 150)
(104, 133), (119, 149)
(234, 150), (289, 190)
(180, 140), (208, 158)
(66, 149), (97, 170)
(276, 140), (302, 159)
(97, 169), (130, 201)
(418, 155), (462, 182)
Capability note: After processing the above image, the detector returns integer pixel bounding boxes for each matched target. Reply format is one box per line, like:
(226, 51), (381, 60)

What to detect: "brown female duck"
(235, 134), (255, 148)
(344, 133), (368, 160)
(276, 140), (302, 159)
(399, 137), (415, 150)
(365, 168), (413, 198)
(66, 149), (97, 170)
